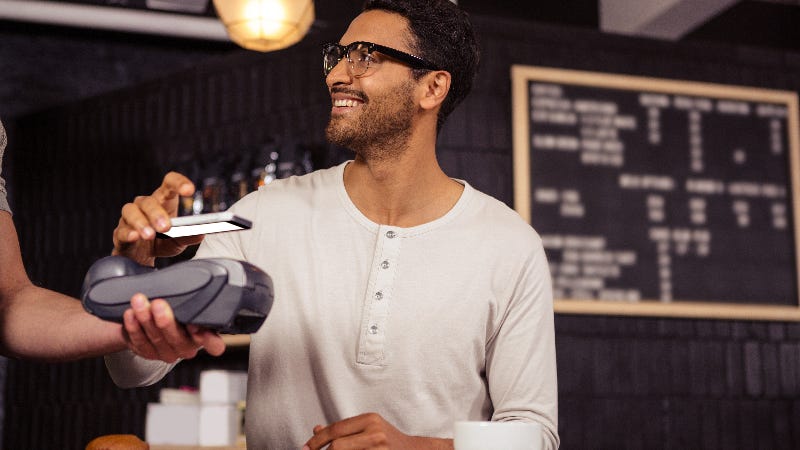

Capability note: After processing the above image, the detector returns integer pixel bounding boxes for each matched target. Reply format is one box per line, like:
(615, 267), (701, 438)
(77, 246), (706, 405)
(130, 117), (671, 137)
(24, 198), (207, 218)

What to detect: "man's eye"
(357, 52), (375, 63)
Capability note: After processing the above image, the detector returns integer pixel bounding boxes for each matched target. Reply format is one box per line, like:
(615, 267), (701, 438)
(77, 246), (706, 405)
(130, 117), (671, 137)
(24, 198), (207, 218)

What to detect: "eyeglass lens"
(324, 43), (371, 77)
(323, 45), (342, 76)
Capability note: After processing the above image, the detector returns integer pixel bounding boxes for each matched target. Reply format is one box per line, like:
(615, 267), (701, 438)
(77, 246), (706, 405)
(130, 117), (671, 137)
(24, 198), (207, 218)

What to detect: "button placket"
(356, 226), (401, 366)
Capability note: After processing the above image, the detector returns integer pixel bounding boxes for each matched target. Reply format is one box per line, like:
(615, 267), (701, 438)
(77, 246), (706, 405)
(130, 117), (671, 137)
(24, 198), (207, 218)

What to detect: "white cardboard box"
(199, 404), (242, 446)
(146, 403), (242, 446)
(146, 404), (200, 445)
(199, 370), (248, 405)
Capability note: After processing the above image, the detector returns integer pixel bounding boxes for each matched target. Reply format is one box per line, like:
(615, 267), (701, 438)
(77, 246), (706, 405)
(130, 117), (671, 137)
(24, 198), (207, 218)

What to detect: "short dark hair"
(363, 0), (480, 132)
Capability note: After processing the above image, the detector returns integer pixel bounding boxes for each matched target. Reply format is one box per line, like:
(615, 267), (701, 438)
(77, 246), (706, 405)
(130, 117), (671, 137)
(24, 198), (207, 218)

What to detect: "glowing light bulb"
(244, 0), (286, 37)
(213, 0), (314, 52)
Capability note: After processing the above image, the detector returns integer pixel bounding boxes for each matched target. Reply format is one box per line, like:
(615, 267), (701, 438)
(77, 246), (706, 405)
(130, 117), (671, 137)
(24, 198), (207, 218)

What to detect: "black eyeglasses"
(322, 41), (439, 77)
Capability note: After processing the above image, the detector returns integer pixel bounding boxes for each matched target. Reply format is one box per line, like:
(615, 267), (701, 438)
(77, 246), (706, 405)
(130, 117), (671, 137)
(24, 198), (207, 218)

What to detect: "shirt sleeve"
(0, 170), (9, 213)
(486, 240), (560, 450)
(0, 119), (10, 214)
(104, 350), (178, 388)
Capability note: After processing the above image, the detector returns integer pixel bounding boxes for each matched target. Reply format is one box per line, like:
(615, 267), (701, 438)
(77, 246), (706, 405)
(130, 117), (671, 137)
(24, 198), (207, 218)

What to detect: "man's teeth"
(334, 99), (360, 107)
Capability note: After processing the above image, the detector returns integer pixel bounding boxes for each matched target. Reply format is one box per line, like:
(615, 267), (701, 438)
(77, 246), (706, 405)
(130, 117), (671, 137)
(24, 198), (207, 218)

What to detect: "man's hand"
(302, 413), (453, 450)
(122, 293), (225, 363)
(112, 171), (204, 266)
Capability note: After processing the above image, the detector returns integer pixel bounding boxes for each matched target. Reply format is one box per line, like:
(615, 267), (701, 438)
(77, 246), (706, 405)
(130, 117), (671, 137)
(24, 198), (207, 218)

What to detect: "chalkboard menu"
(512, 65), (800, 320)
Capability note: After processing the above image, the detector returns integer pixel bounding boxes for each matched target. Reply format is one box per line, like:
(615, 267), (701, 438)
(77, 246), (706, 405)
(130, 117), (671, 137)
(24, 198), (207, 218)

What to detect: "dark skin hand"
(122, 293), (225, 362)
(112, 171), (204, 266)
(113, 172), (225, 360)
(302, 413), (454, 450)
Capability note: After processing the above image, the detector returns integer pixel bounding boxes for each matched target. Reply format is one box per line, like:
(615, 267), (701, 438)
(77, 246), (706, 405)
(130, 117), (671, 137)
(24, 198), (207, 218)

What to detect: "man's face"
(324, 10), (421, 160)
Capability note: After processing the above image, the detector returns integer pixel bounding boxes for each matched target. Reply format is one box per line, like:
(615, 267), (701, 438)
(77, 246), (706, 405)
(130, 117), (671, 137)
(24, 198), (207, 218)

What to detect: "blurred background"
(1, 1), (800, 449)
(1, 0), (799, 120)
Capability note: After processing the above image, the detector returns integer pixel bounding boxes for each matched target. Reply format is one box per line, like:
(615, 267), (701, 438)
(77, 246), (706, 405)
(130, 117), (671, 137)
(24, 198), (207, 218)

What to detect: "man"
(106, 1), (559, 449)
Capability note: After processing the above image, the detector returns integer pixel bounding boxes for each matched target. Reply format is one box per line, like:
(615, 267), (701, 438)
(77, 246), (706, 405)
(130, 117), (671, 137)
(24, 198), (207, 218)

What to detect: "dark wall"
(4, 14), (800, 450)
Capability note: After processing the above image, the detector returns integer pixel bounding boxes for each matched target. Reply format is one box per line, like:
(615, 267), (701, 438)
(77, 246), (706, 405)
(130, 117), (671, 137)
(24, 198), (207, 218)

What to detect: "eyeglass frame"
(322, 41), (439, 77)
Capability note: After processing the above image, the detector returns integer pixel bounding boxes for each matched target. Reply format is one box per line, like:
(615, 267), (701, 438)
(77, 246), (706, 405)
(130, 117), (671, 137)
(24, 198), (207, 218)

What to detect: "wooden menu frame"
(511, 65), (800, 320)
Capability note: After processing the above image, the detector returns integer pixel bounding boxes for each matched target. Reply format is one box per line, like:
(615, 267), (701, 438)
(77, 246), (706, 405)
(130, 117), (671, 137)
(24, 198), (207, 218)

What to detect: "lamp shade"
(212, 0), (314, 52)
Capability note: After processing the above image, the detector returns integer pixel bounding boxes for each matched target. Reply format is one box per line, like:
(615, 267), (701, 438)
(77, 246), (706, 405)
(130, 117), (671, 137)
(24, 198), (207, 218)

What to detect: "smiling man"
(105, 1), (559, 449)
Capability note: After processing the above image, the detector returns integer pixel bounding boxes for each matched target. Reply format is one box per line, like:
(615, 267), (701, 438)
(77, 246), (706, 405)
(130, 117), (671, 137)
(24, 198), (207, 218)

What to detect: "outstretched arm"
(0, 211), (127, 361)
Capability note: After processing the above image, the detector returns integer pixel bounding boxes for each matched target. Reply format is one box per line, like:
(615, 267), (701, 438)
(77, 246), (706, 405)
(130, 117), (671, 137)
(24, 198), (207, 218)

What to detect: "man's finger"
(151, 300), (200, 359)
(113, 221), (140, 245)
(132, 172), (194, 230)
(123, 308), (157, 360)
(134, 195), (172, 234)
(313, 433), (375, 450)
(305, 416), (369, 450)
(112, 219), (141, 256)
(154, 172), (195, 203)
(120, 202), (156, 240)
(186, 325), (226, 357)
(131, 294), (175, 359)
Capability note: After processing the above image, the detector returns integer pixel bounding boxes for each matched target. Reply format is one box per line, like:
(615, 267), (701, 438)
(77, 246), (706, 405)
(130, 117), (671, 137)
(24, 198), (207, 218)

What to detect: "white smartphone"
(157, 212), (252, 238)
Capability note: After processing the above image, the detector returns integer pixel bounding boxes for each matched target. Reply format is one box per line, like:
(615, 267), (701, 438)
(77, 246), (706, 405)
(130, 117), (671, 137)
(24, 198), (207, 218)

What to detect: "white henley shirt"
(106, 161), (559, 449)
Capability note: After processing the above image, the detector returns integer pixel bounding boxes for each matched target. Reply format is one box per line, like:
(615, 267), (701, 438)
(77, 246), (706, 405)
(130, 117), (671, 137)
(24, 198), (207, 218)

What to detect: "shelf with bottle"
(175, 141), (314, 217)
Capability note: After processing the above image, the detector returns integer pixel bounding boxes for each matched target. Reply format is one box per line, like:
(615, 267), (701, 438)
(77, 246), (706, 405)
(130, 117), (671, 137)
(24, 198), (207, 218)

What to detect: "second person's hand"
(112, 171), (204, 265)
(122, 293), (226, 363)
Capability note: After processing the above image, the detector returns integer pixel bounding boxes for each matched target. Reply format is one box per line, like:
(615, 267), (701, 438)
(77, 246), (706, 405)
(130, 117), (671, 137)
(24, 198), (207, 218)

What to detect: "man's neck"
(343, 143), (464, 228)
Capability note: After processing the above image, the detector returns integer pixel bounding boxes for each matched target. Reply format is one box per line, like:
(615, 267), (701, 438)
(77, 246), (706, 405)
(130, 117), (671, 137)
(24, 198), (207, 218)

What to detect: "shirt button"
(369, 324), (379, 334)
(381, 260), (390, 269)
(386, 230), (396, 239)
(375, 291), (383, 300)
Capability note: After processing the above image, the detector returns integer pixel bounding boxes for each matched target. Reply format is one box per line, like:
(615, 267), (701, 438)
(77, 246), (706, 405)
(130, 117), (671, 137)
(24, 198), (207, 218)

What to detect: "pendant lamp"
(212, 0), (314, 52)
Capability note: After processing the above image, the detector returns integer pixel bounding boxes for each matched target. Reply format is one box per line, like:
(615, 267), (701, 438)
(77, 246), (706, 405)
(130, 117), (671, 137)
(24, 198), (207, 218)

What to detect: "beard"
(325, 80), (416, 161)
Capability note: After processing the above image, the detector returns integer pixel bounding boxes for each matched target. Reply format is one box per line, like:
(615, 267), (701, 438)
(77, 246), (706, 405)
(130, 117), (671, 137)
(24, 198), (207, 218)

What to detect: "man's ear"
(419, 71), (451, 111)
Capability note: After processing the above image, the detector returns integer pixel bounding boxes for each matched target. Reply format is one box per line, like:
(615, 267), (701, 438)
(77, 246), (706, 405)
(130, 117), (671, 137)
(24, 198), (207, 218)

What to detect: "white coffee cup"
(453, 421), (543, 450)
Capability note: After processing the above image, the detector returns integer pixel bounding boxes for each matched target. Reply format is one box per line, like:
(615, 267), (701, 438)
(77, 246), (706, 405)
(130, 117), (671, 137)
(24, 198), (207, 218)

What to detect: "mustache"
(330, 87), (367, 102)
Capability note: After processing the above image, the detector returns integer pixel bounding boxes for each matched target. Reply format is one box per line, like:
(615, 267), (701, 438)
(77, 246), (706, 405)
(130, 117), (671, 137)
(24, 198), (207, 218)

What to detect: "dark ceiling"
(686, 0), (800, 50)
(0, 0), (797, 120)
